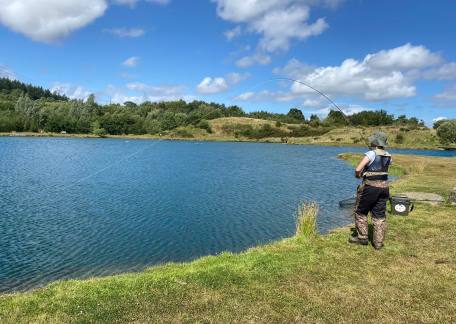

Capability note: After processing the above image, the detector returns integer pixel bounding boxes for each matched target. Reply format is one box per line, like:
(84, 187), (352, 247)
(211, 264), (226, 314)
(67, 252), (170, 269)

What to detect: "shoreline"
(0, 131), (447, 151)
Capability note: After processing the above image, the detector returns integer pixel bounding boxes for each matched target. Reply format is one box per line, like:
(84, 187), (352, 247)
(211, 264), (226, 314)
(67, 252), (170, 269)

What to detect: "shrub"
(92, 128), (107, 137)
(173, 128), (194, 138)
(288, 125), (332, 137)
(395, 132), (405, 144)
(437, 120), (456, 144)
(197, 119), (212, 133)
(295, 202), (318, 238)
(433, 119), (447, 129)
(237, 124), (288, 139)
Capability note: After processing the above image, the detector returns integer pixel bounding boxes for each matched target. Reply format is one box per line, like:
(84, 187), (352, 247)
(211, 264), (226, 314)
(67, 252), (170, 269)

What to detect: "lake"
(1, 137), (454, 292)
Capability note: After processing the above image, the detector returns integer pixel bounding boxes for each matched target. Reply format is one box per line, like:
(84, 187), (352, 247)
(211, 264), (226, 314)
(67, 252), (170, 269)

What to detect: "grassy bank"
(1, 117), (449, 150)
(1, 154), (455, 322)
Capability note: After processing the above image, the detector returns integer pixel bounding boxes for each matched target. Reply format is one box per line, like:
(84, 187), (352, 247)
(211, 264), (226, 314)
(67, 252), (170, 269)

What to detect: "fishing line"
(69, 140), (161, 187)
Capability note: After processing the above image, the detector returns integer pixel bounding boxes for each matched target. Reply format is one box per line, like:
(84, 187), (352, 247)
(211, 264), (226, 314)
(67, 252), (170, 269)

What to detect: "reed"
(295, 201), (318, 237)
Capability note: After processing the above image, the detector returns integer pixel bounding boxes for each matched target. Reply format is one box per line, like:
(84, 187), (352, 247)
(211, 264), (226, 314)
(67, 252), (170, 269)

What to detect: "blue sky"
(0, 0), (455, 124)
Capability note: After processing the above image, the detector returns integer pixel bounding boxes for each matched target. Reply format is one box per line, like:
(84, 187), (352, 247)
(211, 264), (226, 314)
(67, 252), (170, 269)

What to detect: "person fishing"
(349, 132), (392, 250)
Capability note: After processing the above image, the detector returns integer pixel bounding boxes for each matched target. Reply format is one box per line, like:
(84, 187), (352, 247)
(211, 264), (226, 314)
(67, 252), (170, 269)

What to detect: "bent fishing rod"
(246, 77), (352, 125)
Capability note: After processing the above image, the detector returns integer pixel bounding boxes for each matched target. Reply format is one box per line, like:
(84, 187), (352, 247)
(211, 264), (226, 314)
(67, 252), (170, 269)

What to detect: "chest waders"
(350, 149), (392, 249)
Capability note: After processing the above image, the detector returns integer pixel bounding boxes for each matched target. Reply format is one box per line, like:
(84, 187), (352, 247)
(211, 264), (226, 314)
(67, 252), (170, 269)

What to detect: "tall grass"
(405, 160), (427, 175)
(295, 201), (318, 238)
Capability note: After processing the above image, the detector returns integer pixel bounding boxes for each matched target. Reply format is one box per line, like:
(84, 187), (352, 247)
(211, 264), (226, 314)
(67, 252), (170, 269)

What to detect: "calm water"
(1, 137), (454, 292)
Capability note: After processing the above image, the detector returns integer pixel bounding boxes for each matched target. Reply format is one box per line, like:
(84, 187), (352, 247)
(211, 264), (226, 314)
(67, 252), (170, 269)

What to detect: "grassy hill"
(1, 153), (455, 322)
(187, 117), (440, 149)
(1, 116), (446, 150)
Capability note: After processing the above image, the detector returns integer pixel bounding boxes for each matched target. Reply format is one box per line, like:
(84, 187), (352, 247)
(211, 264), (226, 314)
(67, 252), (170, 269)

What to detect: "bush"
(433, 119), (448, 129)
(92, 128), (107, 137)
(288, 125), (332, 137)
(239, 123), (288, 139)
(437, 120), (456, 144)
(395, 132), (405, 144)
(173, 128), (194, 138)
(197, 119), (212, 133)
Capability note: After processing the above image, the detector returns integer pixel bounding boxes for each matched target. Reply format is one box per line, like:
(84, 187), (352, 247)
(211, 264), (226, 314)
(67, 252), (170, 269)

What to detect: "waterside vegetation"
(2, 78), (455, 149)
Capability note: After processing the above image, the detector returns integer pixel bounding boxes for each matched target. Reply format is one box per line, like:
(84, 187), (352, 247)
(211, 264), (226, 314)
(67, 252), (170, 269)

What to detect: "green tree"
(433, 118), (448, 129)
(91, 120), (107, 137)
(436, 120), (456, 144)
(287, 108), (305, 122)
(325, 110), (348, 126)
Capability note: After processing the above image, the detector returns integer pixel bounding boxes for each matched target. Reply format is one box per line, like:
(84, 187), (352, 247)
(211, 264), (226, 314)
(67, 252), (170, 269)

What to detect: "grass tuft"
(406, 160), (427, 175)
(295, 201), (318, 238)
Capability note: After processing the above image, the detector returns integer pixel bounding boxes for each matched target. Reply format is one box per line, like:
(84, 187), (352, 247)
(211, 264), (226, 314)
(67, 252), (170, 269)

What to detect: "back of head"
(368, 131), (388, 148)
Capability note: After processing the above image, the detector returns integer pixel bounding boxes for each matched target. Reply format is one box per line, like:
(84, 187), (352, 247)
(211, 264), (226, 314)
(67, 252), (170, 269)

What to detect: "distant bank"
(0, 117), (452, 151)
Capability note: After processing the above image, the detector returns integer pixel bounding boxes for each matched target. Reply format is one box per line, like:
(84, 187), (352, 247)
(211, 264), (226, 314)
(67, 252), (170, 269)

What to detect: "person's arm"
(355, 156), (370, 178)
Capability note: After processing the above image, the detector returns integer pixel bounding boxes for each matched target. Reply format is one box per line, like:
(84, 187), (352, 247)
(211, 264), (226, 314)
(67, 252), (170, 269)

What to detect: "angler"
(349, 132), (392, 250)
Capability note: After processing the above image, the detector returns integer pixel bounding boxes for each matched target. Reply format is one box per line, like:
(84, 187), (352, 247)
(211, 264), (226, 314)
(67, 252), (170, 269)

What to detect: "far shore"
(0, 131), (450, 151)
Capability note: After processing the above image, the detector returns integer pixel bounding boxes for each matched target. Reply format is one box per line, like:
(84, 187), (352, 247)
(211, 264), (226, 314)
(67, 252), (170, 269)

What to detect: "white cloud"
(424, 62), (456, 80)
(214, 0), (342, 22)
(236, 54), (271, 68)
(0, 0), (107, 43)
(51, 83), (91, 100)
(0, 65), (16, 80)
(273, 44), (446, 101)
(233, 89), (301, 102)
(114, 0), (170, 7)
(301, 97), (326, 108)
(197, 72), (250, 95)
(252, 6), (328, 52)
(108, 82), (191, 103)
(226, 72), (250, 84)
(104, 27), (145, 38)
(234, 92), (255, 101)
(314, 104), (373, 116)
(273, 58), (315, 79)
(122, 56), (140, 67)
(146, 0), (171, 4)
(213, 0), (339, 61)
(114, 0), (139, 7)
(288, 59), (416, 101)
(197, 77), (229, 94)
(435, 85), (456, 101)
(224, 26), (242, 40)
(364, 43), (442, 70)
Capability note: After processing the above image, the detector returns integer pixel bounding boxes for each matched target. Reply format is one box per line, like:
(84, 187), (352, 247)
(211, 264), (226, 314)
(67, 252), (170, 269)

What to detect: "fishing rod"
(270, 77), (351, 124)
(242, 77), (352, 125)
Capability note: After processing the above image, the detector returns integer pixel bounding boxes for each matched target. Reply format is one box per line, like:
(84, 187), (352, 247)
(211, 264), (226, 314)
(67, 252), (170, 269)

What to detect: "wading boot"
(373, 243), (384, 250)
(349, 236), (368, 245)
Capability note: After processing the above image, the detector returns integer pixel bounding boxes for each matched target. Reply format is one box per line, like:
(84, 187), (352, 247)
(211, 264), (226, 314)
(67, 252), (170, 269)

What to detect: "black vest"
(362, 149), (391, 181)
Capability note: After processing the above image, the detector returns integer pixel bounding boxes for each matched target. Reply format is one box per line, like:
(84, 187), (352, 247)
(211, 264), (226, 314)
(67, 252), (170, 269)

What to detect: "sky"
(0, 0), (455, 124)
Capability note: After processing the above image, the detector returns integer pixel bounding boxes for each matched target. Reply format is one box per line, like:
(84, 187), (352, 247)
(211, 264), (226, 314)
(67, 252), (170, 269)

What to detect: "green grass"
(295, 201), (318, 238)
(0, 154), (455, 322)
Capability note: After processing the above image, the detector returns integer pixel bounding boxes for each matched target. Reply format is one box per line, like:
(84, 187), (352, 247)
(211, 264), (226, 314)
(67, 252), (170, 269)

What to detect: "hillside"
(204, 118), (439, 149)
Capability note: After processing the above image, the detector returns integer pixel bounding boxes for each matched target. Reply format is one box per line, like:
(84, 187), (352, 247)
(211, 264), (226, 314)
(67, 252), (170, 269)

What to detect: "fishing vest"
(362, 149), (391, 181)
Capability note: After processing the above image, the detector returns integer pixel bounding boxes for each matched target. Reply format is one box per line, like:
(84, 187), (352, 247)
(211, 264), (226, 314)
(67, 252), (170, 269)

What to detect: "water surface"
(0, 137), (454, 292)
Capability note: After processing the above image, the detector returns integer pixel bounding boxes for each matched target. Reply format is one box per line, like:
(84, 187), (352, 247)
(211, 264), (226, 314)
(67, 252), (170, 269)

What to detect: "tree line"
(0, 77), (436, 140)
